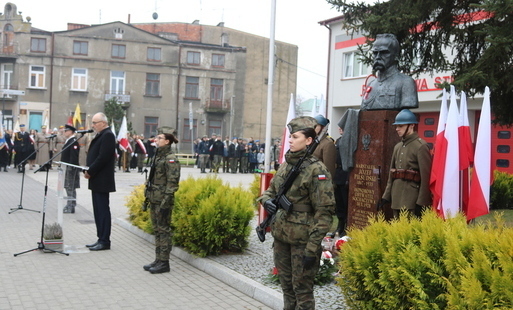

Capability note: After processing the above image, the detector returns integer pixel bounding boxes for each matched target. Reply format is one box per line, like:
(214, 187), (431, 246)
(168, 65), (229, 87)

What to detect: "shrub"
(126, 184), (153, 234)
(172, 176), (254, 257)
(338, 210), (513, 310)
(490, 170), (513, 210)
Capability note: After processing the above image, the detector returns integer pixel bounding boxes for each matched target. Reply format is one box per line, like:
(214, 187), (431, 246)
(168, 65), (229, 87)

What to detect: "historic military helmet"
(287, 116), (317, 134)
(157, 126), (177, 135)
(313, 114), (329, 127)
(393, 109), (418, 125)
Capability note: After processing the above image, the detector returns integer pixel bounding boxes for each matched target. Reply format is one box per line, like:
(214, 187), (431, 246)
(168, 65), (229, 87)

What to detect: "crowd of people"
(193, 133), (282, 174)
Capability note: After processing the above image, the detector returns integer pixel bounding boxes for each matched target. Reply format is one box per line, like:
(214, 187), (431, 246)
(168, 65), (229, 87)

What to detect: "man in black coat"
(13, 124), (30, 172)
(61, 124), (80, 213)
(84, 113), (116, 251)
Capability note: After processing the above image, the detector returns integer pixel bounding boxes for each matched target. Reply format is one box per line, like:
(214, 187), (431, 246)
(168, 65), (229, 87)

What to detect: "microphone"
(46, 134), (57, 138)
(77, 129), (94, 134)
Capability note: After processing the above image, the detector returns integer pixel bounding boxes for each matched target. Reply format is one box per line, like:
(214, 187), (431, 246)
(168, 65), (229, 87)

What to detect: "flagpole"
(263, 0), (276, 173)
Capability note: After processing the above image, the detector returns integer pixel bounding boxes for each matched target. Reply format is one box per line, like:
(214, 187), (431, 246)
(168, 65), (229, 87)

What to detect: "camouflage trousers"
(273, 239), (321, 310)
(150, 203), (172, 261)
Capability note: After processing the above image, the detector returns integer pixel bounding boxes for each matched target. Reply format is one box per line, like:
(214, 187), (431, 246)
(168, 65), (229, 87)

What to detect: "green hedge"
(127, 176), (255, 257)
(338, 210), (513, 309)
(491, 170), (513, 210)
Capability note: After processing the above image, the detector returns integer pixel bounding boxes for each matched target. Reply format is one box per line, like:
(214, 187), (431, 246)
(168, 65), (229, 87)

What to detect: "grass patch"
(474, 209), (513, 227)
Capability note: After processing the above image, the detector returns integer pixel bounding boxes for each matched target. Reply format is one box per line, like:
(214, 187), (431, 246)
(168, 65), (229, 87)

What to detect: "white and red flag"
(429, 88), (448, 216)
(467, 87), (492, 221)
(278, 93), (296, 164)
(440, 85), (461, 219)
(458, 91), (474, 215)
(117, 116), (130, 152)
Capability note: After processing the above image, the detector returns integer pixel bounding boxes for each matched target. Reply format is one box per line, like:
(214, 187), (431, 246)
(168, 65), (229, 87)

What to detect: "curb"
(114, 218), (283, 310)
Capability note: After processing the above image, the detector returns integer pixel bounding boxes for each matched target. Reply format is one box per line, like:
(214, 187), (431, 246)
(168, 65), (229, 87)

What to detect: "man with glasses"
(84, 112), (116, 251)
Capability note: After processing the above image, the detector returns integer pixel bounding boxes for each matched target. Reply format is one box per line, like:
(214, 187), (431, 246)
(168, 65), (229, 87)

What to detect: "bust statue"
(361, 34), (419, 111)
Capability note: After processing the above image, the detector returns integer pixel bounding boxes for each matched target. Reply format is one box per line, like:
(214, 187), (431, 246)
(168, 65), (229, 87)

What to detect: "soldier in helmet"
(258, 116), (335, 310)
(312, 114), (337, 181)
(380, 109), (432, 218)
(142, 126), (180, 274)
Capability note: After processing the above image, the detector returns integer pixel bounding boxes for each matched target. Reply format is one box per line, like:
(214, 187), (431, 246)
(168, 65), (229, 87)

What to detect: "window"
(187, 51), (200, 65)
(110, 70), (125, 94)
(208, 120), (222, 137)
(29, 65), (45, 88)
(144, 117), (159, 138)
(498, 131), (511, 139)
(498, 145), (510, 153)
(111, 44), (126, 59)
(423, 130), (434, 138)
(147, 47), (161, 61)
(30, 38), (46, 52)
(424, 118), (435, 125)
(212, 54), (225, 67)
(497, 159), (510, 168)
(185, 76), (199, 99)
(210, 78), (223, 102)
(1, 63), (13, 89)
(183, 118), (197, 142)
(71, 68), (87, 91)
(73, 41), (88, 55)
(343, 51), (369, 78)
(145, 73), (160, 96)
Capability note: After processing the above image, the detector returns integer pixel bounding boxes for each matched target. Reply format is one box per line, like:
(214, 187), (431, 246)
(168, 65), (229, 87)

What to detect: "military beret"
(157, 126), (177, 135)
(19, 124), (25, 127)
(287, 116), (317, 134)
(64, 124), (76, 132)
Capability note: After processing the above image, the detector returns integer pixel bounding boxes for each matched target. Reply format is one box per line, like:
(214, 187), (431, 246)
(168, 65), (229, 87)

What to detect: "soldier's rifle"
(256, 124), (329, 242)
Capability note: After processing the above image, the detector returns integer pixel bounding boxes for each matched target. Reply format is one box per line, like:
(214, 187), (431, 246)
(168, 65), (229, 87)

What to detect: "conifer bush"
(338, 210), (513, 309)
(172, 176), (254, 257)
(490, 170), (513, 209)
(126, 184), (154, 234)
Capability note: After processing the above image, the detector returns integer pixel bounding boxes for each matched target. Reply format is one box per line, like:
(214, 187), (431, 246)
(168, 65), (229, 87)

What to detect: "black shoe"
(143, 260), (159, 271)
(149, 260), (170, 274)
(86, 241), (99, 248)
(89, 243), (110, 251)
(63, 205), (75, 213)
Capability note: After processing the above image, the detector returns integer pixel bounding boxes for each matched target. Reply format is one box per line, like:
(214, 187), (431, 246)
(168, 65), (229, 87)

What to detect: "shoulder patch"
(318, 174), (327, 180)
(168, 159), (175, 163)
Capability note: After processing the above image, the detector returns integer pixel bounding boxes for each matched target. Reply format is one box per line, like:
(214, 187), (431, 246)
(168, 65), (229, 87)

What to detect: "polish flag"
(458, 92), (474, 170)
(467, 87), (492, 221)
(117, 116), (130, 152)
(458, 91), (474, 215)
(440, 85), (460, 219)
(429, 88), (448, 216)
(278, 93), (296, 164)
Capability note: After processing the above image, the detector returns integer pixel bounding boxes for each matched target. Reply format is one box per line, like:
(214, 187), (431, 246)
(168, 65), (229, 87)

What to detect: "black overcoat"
(86, 127), (116, 193)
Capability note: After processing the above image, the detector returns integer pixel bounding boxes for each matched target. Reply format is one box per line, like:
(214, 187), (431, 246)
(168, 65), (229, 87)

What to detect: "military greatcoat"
(382, 132), (432, 210)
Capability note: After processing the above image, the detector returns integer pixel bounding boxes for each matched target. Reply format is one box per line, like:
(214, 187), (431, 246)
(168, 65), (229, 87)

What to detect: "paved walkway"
(0, 165), (277, 310)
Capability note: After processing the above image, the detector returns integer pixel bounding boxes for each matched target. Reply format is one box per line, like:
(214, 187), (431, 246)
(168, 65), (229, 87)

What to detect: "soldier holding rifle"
(257, 116), (335, 310)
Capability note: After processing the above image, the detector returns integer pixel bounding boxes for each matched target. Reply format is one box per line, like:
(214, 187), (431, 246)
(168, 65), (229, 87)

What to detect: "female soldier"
(143, 127), (180, 274)
(259, 116), (335, 310)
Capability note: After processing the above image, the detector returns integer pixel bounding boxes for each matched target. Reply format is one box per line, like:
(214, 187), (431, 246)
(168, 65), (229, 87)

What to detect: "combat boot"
(149, 260), (170, 274)
(143, 259), (159, 271)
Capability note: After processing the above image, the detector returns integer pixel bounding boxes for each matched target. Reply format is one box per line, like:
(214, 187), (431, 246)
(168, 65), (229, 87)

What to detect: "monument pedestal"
(347, 110), (400, 229)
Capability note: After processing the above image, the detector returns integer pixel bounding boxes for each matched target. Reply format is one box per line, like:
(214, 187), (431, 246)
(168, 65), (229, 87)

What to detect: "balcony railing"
(104, 91), (131, 103)
(0, 42), (19, 56)
(204, 98), (230, 113)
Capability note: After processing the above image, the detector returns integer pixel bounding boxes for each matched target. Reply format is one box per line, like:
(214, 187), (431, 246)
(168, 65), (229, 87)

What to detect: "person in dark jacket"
(61, 124), (80, 213)
(84, 112), (116, 251)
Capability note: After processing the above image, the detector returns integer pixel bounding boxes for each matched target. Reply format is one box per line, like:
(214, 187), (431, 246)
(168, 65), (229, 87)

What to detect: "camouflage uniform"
(259, 120), (335, 309)
(146, 143), (181, 261)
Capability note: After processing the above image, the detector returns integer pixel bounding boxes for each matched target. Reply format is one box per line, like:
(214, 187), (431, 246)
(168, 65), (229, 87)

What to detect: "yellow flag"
(73, 103), (82, 126)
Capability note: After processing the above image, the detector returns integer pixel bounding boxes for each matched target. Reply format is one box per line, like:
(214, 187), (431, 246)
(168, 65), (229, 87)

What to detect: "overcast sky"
(10, 0), (341, 100)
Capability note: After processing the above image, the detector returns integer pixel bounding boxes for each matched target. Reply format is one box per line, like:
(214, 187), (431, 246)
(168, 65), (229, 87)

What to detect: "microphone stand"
(9, 136), (54, 214)
(14, 132), (88, 257)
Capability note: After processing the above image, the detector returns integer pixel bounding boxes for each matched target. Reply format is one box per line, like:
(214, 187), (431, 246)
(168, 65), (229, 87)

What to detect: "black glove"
(263, 199), (278, 215)
(302, 255), (316, 270)
(377, 198), (389, 211)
